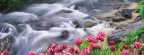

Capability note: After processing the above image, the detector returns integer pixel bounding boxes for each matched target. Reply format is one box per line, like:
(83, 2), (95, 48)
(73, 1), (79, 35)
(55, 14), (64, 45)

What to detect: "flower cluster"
(0, 49), (8, 55)
(133, 42), (142, 48)
(120, 50), (129, 55)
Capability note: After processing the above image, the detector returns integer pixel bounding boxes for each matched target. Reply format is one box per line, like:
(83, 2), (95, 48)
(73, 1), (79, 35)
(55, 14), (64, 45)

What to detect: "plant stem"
(101, 41), (103, 49)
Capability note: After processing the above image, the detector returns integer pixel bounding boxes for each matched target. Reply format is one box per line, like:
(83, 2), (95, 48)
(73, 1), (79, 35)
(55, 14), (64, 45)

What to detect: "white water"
(0, 0), (116, 55)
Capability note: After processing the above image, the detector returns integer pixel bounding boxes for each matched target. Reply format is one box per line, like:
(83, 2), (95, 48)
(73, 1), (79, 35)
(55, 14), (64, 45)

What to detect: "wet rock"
(71, 19), (80, 28)
(0, 34), (14, 52)
(84, 20), (97, 28)
(112, 18), (127, 22)
(120, 9), (132, 18)
(132, 9), (140, 13)
(61, 10), (73, 13)
(61, 30), (69, 39)
(109, 23), (117, 28)
(134, 16), (142, 22)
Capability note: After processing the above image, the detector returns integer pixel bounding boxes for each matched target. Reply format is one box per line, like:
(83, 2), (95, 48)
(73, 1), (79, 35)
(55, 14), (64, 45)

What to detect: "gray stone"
(0, 35), (14, 52)
(84, 20), (97, 28)
(120, 9), (132, 18)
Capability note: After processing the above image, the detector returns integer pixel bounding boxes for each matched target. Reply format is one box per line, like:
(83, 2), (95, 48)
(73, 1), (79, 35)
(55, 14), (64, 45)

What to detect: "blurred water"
(0, 0), (117, 55)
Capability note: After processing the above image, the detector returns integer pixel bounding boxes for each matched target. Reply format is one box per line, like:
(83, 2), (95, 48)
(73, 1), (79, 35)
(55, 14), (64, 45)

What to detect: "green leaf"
(140, 8), (144, 17)
(79, 39), (90, 50)
(142, 19), (144, 25)
(115, 42), (124, 55)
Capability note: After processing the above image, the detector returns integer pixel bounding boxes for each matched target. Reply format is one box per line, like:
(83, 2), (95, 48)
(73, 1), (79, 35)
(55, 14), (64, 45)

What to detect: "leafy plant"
(138, 0), (144, 19)
(0, 0), (24, 7)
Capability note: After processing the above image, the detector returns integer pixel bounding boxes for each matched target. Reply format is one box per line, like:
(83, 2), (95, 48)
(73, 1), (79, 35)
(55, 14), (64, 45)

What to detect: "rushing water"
(0, 0), (128, 55)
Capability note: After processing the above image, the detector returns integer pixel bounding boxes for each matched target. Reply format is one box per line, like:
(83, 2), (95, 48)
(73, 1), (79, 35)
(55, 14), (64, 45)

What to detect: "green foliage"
(115, 42), (124, 55)
(139, 0), (144, 9)
(139, 0), (144, 17)
(122, 25), (144, 45)
(90, 50), (101, 55)
(140, 7), (144, 17)
(142, 19), (144, 25)
(0, 0), (24, 7)
(79, 39), (90, 50)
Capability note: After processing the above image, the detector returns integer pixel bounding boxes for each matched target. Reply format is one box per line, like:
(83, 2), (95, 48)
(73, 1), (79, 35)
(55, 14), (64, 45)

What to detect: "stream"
(0, 0), (140, 55)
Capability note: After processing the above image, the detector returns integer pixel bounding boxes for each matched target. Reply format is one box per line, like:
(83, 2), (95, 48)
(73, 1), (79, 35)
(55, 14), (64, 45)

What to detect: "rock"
(134, 16), (142, 22)
(107, 35), (122, 45)
(0, 34), (14, 52)
(107, 21), (142, 45)
(112, 18), (127, 22)
(71, 19), (80, 28)
(132, 9), (140, 13)
(109, 23), (117, 28)
(84, 19), (97, 28)
(61, 30), (69, 39)
(120, 9), (132, 18)
(61, 10), (73, 13)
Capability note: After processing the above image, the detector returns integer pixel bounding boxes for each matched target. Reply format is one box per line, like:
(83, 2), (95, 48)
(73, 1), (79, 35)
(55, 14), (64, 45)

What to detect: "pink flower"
(123, 45), (129, 49)
(62, 52), (72, 55)
(49, 42), (57, 48)
(82, 47), (91, 55)
(47, 48), (54, 54)
(86, 36), (98, 43)
(4, 49), (8, 54)
(120, 50), (129, 55)
(109, 40), (115, 45)
(27, 51), (36, 55)
(67, 46), (75, 53)
(110, 46), (116, 51)
(133, 42), (142, 48)
(78, 52), (86, 55)
(86, 36), (93, 42)
(0, 53), (4, 55)
(74, 48), (80, 54)
(91, 38), (98, 43)
(89, 43), (101, 50)
(74, 38), (82, 46)
(54, 45), (63, 52)
(88, 43), (95, 50)
(62, 43), (68, 49)
(96, 31), (106, 41)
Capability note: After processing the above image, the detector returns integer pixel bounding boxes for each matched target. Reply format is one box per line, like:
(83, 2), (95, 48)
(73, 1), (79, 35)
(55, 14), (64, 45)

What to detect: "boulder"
(120, 9), (132, 18)
(107, 20), (142, 45)
(107, 35), (122, 45)
(0, 34), (14, 52)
